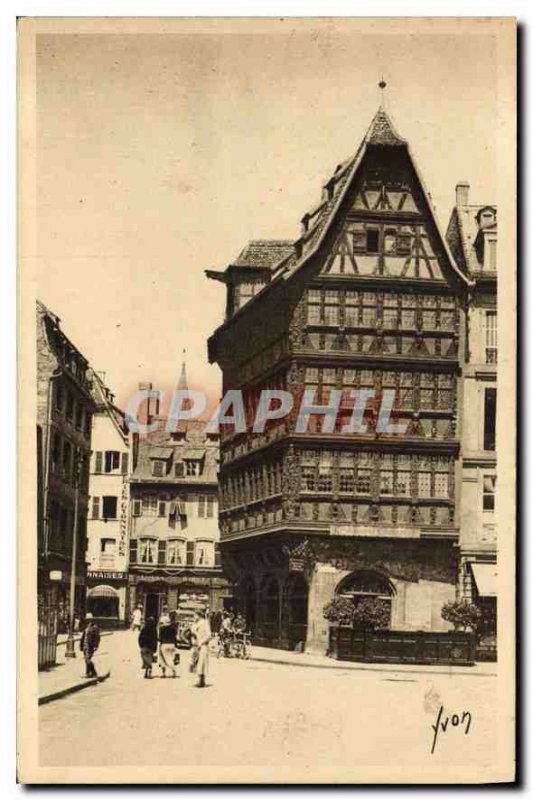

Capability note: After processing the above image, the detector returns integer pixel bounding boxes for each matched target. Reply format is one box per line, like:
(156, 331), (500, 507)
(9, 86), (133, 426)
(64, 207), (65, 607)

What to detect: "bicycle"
(231, 631), (252, 660)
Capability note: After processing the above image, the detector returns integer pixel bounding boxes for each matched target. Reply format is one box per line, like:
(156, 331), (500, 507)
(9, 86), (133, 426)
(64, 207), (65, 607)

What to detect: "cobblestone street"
(39, 632), (498, 770)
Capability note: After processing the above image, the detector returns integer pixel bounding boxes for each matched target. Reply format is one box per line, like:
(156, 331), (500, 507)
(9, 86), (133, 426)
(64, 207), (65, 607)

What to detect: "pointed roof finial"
(379, 77), (387, 108)
(178, 348), (188, 391)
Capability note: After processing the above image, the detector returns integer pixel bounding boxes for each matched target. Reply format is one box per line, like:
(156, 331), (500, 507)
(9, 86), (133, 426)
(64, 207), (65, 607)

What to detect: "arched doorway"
(336, 570), (394, 630)
(285, 574), (308, 651)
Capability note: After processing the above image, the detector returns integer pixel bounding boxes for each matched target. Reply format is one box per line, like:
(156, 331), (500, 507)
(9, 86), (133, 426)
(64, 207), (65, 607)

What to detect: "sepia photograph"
(17, 16), (516, 784)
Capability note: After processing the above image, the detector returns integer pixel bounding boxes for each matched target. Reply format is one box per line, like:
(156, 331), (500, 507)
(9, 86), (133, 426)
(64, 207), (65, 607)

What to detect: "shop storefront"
(128, 571), (233, 622)
(86, 570), (128, 629)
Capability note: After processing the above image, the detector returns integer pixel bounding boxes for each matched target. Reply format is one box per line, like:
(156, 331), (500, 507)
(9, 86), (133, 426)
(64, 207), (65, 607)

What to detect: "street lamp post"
(65, 451), (83, 659)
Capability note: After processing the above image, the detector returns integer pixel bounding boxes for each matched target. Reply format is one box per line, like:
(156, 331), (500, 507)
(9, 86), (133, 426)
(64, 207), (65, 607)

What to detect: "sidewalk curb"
(250, 655), (496, 678)
(39, 670), (111, 706)
(56, 631), (114, 647)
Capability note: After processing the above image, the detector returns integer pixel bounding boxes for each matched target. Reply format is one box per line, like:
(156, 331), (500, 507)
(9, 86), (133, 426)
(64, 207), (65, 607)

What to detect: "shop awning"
(471, 564), (498, 597)
(87, 584), (119, 599)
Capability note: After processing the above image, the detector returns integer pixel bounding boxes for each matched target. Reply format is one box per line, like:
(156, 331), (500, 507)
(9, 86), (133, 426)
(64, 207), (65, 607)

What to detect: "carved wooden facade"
(207, 108), (469, 650)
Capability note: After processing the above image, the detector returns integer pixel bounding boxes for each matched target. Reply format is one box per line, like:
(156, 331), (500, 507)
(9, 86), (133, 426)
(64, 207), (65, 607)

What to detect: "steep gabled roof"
(281, 107), (471, 286)
(131, 420), (219, 484)
(208, 106), (473, 337)
(446, 204), (498, 276)
(89, 368), (129, 442)
(364, 107), (406, 146)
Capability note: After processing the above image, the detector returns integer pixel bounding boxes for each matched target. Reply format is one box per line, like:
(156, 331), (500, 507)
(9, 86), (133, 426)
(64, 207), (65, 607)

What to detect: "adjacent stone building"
(85, 371), (130, 627)
(207, 107), (470, 653)
(37, 301), (95, 623)
(446, 185), (498, 646)
(128, 381), (232, 620)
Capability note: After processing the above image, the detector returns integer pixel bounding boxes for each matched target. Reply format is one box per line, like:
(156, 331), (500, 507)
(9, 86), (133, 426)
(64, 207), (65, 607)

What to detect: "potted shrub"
(351, 597), (391, 631)
(441, 599), (482, 631)
(323, 596), (354, 658)
(323, 596), (355, 626)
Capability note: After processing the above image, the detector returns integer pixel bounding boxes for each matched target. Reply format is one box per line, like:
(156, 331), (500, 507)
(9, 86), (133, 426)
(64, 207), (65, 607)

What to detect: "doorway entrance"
(144, 592), (162, 621)
(285, 574), (308, 650)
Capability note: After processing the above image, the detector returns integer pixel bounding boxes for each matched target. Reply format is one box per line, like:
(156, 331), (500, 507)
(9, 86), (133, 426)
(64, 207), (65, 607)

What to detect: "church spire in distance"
(178, 348), (188, 391)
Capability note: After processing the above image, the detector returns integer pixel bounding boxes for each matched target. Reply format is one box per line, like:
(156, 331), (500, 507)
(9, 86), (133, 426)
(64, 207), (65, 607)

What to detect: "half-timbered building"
(207, 106), (469, 653)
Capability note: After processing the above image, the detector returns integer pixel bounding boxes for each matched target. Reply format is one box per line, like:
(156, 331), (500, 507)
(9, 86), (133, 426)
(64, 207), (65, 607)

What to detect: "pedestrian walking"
(159, 605), (171, 626)
(131, 605), (143, 632)
(138, 616), (158, 679)
(80, 612), (100, 678)
(190, 608), (212, 688)
(158, 613), (179, 678)
(233, 612), (246, 633)
(220, 611), (234, 657)
(210, 608), (223, 634)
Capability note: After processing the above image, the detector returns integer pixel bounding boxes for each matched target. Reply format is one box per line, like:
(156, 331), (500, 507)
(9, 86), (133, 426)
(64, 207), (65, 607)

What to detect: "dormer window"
(152, 460), (165, 478)
(236, 280), (263, 310)
(477, 207), (497, 228)
(185, 459), (202, 477)
(149, 447), (173, 476)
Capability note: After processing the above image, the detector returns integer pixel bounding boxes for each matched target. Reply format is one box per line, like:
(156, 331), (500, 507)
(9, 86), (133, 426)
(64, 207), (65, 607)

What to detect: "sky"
(34, 20), (498, 411)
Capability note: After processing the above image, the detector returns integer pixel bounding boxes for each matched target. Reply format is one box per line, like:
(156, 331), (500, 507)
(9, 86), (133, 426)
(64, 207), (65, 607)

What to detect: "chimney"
(137, 381), (154, 427)
(455, 182), (470, 207)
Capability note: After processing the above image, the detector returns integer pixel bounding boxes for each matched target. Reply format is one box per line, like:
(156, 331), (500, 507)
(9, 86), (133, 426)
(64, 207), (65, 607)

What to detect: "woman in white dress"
(190, 609), (212, 688)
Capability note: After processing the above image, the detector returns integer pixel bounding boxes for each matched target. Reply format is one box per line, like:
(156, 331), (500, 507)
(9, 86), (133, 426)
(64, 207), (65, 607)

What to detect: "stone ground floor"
(224, 533), (459, 654)
(39, 631), (501, 777)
